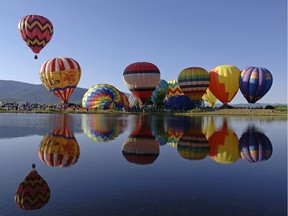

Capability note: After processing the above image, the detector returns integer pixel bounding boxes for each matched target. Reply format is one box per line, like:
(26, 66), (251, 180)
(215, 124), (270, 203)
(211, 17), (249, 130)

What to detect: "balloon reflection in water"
(151, 114), (168, 146)
(209, 119), (239, 164)
(239, 126), (273, 162)
(122, 115), (159, 165)
(82, 114), (128, 142)
(166, 116), (186, 147)
(177, 117), (209, 160)
(15, 164), (50, 210)
(38, 115), (80, 167)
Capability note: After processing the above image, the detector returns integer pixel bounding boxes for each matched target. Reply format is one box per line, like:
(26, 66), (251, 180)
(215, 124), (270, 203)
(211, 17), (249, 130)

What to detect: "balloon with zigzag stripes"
(15, 165), (50, 210)
(18, 15), (54, 59)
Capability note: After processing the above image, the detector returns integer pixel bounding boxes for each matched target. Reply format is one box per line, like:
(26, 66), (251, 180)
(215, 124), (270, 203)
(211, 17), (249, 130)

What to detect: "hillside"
(0, 80), (88, 104)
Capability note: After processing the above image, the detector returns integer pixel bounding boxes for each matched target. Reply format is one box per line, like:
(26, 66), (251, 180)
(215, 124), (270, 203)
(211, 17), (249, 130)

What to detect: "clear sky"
(0, 0), (287, 104)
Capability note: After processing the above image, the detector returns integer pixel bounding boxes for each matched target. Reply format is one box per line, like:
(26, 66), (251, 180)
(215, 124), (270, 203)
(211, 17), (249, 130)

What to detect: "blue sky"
(0, 0), (287, 104)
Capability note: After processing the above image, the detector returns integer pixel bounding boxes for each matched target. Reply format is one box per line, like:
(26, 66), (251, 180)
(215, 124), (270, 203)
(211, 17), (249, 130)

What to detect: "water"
(0, 113), (286, 216)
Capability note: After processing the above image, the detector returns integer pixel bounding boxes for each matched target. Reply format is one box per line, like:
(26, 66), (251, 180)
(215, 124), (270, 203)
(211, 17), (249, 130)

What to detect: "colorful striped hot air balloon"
(18, 15), (53, 59)
(240, 66), (273, 104)
(166, 80), (184, 98)
(123, 62), (160, 104)
(178, 67), (210, 101)
(82, 84), (125, 110)
(209, 65), (240, 105)
(15, 165), (50, 210)
(39, 57), (81, 105)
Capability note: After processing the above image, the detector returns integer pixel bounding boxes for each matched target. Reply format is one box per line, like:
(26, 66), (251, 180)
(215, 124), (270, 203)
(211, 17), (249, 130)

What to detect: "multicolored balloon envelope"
(151, 79), (169, 105)
(209, 65), (240, 104)
(202, 88), (217, 107)
(166, 80), (184, 98)
(15, 166), (50, 210)
(82, 84), (125, 110)
(178, 67), (210, 101)
(177, 133), (209, 160)
(209, 119), (240, 164)
(240, 66), (273, 103)
(39, 57), (81, 104)
(82, 114), (127, 142)
(122, 115), (159, 165)
(38, 122), (80, 167)
(123, 62), (160, 104)
(18, 15), (53, 59)
(120, 91), (129, 110)
(239, 126), (273, 162)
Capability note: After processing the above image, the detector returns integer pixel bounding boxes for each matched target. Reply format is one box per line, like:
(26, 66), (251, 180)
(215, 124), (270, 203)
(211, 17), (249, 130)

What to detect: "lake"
(0, 113), (286, 216)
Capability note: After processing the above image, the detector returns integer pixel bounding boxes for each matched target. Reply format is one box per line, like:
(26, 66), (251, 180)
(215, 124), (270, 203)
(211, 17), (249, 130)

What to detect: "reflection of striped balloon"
(177, 133), (209, 160)
(178, 67), (210, 101)
(122, 135), (160, 165)
(166, 80), (184, 98)
(82, 84), (124, 109)
(123, 62), (160, 104)
(239, 126), (273, 162)
(18, 15), (53, 57)
(39, 57), (81, 104)
(82, 114), (127, 142)
(15, 169), (50, 210)
(38, 129), (80, 167)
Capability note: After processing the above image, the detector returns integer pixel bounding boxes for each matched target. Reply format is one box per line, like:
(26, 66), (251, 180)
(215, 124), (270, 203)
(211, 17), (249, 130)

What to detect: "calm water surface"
(0, 113), (286, 216)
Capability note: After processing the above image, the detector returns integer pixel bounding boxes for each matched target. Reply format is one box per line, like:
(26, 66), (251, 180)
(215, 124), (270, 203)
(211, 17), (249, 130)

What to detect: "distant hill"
(0, 80), (88, 104)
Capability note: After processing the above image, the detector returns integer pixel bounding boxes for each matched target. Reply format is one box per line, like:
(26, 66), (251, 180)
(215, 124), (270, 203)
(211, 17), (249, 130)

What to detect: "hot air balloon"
(15, 164), (50, 210)
(18, 15), (53, 59)
(120, 91), (129, 110)
(202, 88), (217, 107)
(209, 119), (239, 164)
(151, 79), (169, 106)
(166, 80), (184, 98)
(164, 95), (195, 110)
(123, 62), (160, 104)
(82, 114), (128, 142)
(82, 84), (125, 110)
(239, 126), (273, 162)
(39, 57), (81, 105)
(240, 66), (273, 103)
(178, 67), (210, 101)
(209, 65), (240, 105)
(38, 115), (80, 167)
(122, 115), (159, 165)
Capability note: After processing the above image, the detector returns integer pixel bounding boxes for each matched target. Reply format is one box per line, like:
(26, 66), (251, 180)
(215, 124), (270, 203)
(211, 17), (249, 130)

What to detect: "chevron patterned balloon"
(15, 168), (50, 210)
(18, 15), (53, 59)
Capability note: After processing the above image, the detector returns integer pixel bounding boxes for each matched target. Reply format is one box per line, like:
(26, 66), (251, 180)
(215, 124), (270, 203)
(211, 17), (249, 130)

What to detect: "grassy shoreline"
(0, 107), (287, 118)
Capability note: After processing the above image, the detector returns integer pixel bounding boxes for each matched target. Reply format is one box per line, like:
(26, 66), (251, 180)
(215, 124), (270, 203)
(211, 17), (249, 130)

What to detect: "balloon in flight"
(18, 15), (53, 59)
